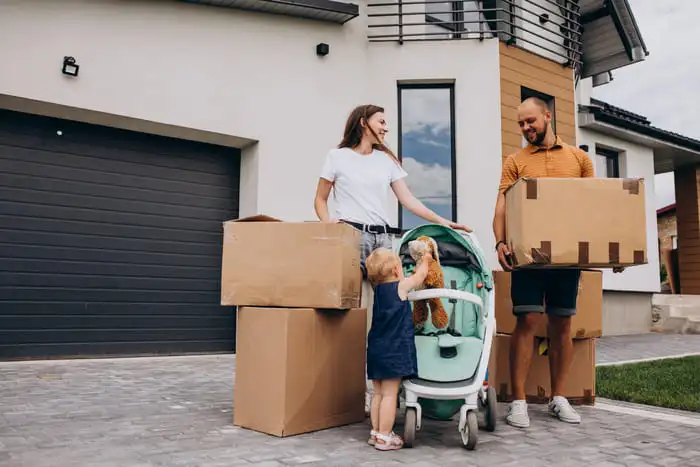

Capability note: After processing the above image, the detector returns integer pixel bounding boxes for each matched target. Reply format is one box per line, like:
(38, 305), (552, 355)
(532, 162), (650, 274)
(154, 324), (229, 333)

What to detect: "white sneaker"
(549, 396), (581, 424)
(506, 400), (530, 428)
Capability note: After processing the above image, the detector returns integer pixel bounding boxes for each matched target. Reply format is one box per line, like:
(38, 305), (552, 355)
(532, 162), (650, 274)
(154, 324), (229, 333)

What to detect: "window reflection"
(398, 85), (456, 230)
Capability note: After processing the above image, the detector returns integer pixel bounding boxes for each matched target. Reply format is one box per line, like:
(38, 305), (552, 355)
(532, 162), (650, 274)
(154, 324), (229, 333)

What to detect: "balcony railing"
(367, 0), (582, 66)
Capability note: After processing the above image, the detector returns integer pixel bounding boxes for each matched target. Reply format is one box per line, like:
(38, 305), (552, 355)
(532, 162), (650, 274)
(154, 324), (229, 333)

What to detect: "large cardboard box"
(505, 177), (647, 268)
(234, 307), (367, 437)
(493, 269), (603, 338)
(488, 334), (596, 405)
(221, 215), (362, 309)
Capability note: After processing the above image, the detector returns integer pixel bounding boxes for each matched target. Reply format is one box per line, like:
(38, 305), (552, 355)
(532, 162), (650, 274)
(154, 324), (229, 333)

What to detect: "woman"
(314, 104), (471, 415)
(314, 104), (470, 269)
(315, 103), (470, 414)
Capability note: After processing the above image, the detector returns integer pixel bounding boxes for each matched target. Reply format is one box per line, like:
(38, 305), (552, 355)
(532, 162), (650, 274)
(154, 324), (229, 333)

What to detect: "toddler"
(364, 247), (432, 451)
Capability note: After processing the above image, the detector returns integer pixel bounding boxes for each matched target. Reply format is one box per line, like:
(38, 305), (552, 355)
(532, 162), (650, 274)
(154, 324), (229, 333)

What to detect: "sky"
(592, 0), (700, 209)
(399, 0), (698, 225)
(399, 87), (454, 229)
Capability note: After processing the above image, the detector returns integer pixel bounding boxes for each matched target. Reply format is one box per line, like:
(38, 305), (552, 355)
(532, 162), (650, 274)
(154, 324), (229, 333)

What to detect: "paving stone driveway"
(2, 336), (700, 467)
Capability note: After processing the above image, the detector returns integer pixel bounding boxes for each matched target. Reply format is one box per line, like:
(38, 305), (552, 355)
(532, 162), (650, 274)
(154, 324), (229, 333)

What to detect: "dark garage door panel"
(0, 108), (240, 359)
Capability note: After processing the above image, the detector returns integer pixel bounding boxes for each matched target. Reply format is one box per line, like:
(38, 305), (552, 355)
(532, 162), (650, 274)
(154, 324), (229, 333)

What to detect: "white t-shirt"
(320, 147), (408, 226)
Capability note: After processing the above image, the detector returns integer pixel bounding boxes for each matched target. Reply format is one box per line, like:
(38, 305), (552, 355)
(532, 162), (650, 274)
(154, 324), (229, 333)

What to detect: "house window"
(397, 84), (457, 230)
(426, 1), (498, 37)
(426, 1), (466, 34)
(595, 146), (620, 178)
(520, 86), (556, 134)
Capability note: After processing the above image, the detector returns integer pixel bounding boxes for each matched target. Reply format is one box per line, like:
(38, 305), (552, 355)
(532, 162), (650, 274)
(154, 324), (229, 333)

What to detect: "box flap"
(234, 214), (282, 223)
(222, 214), (283, 227)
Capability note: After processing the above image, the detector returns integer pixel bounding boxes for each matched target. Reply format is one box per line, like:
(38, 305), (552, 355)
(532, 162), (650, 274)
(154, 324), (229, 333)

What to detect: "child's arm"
(398, 253), (433, 298)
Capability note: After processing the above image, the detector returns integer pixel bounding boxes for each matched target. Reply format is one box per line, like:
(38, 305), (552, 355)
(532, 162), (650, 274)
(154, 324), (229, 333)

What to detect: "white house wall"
(578, 128), (661, 294)
(0, 0), (503, 266)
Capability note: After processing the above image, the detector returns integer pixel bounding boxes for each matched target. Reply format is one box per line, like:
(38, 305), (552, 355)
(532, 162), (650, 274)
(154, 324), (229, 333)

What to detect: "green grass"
(596, 356), (700, 413)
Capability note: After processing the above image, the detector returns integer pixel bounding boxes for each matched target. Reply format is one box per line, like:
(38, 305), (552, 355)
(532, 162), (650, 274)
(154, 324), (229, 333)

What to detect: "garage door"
(0, 108), (240, 359)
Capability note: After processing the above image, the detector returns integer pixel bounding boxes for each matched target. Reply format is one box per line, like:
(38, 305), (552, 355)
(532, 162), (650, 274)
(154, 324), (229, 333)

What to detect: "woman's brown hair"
(338, 104), (402, 167)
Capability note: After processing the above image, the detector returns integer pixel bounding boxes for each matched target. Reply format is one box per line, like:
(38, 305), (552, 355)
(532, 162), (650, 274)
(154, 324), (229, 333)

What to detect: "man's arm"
(493, 156), (518, 271)
(493, 192), (507, 245)
(493, 156), (518, 244)
(578, 149), (595, 178)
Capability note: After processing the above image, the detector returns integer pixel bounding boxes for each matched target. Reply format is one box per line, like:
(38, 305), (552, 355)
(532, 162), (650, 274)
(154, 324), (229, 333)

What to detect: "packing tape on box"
(530, 241), (552, 264)
(526, 179), (538, 199)
(622, 179), (641, 195)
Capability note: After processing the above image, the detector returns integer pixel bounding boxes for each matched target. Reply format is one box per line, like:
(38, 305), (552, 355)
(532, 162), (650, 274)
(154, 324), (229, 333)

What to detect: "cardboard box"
(488, 334), (596, 405)
(493, 270), (603, 338)
(234, 307), (367, 437)
(505, 177), (648, 268)
(221, 215), (362, 309)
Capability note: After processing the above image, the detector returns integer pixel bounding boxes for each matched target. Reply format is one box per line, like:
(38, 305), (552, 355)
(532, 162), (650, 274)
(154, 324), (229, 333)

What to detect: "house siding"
(498, 42), (576, 161)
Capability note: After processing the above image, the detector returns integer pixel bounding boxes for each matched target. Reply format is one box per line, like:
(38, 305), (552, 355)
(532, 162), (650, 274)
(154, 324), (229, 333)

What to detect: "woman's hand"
(442, 220), (472, 233)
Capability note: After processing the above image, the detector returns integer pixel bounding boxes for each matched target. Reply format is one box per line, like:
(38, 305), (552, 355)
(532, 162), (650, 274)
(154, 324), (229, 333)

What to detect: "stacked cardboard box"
(489, 177), (649, 405)
(489, 270), (601, 405)
(221, 215), (367, 437)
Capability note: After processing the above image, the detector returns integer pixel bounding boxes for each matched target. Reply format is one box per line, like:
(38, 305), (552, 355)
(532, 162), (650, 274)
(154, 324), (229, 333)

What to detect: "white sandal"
(368, 430), (378, 446)
(374, 431), (404, 451)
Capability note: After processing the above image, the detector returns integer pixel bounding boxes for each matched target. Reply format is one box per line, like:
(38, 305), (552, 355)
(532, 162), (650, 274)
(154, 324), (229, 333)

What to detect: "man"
(492, 96), (599, 428)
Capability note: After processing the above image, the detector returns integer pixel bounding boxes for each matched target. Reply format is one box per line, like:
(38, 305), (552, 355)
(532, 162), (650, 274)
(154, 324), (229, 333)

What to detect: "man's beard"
(526, 128), (547, 146)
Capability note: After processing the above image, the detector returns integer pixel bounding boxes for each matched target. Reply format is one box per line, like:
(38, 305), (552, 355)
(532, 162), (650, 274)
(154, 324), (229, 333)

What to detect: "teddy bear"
(407, 235), (449, 331)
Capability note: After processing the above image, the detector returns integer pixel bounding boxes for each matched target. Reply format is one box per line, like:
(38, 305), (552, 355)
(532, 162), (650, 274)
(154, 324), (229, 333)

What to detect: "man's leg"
(507, 270), (545, 429)
(545, 269), (581, 424)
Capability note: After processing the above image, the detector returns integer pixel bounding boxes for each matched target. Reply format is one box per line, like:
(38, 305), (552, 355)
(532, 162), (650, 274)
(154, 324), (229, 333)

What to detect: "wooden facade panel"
(498, 43), (577, 169)
(502, 131), (524, 148)
(501, 73), (575, 104)
(499, 42), (575, 75)
(499, 55), (575, 93)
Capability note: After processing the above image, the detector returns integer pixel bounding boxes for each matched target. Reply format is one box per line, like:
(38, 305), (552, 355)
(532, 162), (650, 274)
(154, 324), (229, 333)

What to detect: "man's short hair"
(521, 96), (550, 113)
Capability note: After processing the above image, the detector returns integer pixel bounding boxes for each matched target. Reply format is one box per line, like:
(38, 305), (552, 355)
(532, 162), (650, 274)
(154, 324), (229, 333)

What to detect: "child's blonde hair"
(365, 248), (401, 286)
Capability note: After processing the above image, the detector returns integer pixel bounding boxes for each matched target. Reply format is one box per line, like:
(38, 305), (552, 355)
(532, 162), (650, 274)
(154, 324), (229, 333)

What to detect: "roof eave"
(180, 0), (360, 24)
(580, 0), (649, 80)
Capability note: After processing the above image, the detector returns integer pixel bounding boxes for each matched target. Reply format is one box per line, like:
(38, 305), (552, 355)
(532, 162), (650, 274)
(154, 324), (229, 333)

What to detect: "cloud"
(403, 157), (453, 205)
(400, 87), (452, 134)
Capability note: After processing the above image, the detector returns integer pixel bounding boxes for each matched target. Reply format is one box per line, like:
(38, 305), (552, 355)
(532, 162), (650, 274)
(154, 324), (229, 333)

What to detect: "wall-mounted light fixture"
(538, 13), (549, 24)
(316, 43), (329, 57)
(62, 56), (79, 77)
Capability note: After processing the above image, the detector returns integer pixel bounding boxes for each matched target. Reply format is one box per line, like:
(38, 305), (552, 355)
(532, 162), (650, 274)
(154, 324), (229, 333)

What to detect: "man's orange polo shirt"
(498, 136), (595, 193)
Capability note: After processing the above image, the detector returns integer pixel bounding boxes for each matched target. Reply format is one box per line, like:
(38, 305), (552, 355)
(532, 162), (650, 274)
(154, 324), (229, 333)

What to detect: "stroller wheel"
(460, 411), (478, 450)
(484, 386), (497, 432)
(403, 408), (417, 448)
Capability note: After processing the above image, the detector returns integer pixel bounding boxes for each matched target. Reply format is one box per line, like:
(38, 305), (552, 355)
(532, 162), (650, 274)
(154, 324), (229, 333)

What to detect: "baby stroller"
(395, 224), (497, 450)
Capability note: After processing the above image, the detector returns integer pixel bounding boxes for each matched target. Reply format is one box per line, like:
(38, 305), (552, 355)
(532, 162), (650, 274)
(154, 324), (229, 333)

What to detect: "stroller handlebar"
(406, 288), (483, 308)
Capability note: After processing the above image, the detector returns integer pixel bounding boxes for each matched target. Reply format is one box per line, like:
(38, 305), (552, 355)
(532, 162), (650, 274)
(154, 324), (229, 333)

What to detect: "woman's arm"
(391, 179), (471, 232)
(314, 178), (336, 223)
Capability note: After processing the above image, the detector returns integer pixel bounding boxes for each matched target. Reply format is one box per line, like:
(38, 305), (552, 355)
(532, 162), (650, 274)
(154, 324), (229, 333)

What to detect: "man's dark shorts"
(511, 268), (581, 317)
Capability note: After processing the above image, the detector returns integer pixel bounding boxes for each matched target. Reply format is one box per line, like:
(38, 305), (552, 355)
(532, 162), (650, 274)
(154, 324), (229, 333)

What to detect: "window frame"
(396, 82), (458, 230)
(595, 146), (621, 178)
